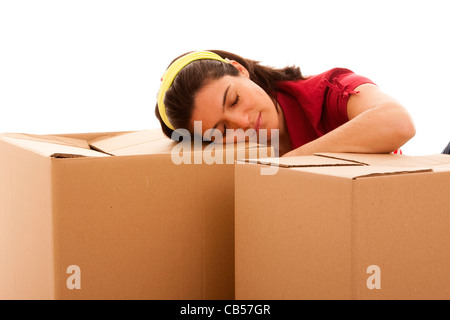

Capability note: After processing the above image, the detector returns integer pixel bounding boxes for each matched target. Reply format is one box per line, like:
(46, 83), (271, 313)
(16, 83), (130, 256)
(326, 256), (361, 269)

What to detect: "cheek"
(253, 87), (274, 111)
(265, 103), (280, 130)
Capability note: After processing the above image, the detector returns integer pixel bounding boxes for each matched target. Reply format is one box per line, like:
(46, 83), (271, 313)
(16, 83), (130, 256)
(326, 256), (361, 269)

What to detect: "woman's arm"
(281, 84), (416, 157)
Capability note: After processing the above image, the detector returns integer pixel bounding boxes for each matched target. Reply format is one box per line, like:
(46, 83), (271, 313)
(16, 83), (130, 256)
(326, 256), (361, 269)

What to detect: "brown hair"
(154, 50), (305, 139)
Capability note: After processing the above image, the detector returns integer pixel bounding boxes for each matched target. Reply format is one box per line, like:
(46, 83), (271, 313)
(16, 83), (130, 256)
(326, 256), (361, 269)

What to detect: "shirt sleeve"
(322, 69), (376, 131)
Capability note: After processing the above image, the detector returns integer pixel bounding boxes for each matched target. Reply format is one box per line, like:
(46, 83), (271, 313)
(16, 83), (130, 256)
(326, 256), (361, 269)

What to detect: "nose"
(224, 108), (250, 130)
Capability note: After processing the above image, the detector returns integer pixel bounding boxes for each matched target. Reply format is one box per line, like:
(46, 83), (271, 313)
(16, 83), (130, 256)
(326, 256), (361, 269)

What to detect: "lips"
(254, 112), (262, 132)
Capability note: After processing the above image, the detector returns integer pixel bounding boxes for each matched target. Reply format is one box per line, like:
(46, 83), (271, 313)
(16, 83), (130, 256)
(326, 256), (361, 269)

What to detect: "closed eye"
(231, 95), (240, 107)
(223, 95), (239, 135)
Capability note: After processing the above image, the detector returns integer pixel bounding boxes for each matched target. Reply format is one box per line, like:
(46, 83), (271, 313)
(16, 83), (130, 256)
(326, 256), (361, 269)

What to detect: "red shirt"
(276, 68), (376, 149)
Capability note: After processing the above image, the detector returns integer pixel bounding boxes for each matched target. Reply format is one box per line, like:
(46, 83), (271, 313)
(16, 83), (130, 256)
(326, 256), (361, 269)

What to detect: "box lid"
(88, 129), (175, 155)
(243, 155), (362, 167)
(1, 129), (273, 159)
(316, 152), (450, 168)
(88, 129), (269, 156)
(0, 133), (110, 158)
(240, 153), (440, 179)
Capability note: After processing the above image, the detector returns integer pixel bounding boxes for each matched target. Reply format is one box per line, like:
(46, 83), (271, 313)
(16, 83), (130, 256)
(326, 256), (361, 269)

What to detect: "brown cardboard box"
(235, 153), (450, 300)
(0, 129), (272, 300)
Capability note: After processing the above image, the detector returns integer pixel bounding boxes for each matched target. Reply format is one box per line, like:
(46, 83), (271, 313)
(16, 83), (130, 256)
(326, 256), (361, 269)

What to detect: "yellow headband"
(157, 51), (229, 130)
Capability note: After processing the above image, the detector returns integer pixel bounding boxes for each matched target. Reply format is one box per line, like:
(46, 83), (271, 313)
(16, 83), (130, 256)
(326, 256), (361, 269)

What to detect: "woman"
(155, 50), (416, 157)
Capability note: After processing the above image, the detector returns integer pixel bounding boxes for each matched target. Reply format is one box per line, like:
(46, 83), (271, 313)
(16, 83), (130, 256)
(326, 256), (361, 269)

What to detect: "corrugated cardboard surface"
(0, 129), (272, 300)
(51, 155), (235, 299)
(351, 172), (450, 299)
(0, 139), (55, 299)
(235, 153), (450, 300)
(235, 164), (353, 299)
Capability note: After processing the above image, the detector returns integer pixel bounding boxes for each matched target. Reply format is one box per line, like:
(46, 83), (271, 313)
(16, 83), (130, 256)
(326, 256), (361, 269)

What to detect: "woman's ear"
(228, 60), (250, 78)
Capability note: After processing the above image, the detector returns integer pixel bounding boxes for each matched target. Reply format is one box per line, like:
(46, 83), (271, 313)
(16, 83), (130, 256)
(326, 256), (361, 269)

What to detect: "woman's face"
(190, 62), (281, 143)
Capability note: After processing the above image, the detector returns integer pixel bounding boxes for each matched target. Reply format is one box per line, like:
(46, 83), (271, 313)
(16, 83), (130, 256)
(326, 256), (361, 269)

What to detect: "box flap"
(88, 129), (182, 155)
(430, 163), (450, 172)
(316, 152), (450, 168)
(0, 136), (110, 158)
(47, 130), (135, 141)
(241, 155), (364, 168)
(88, 129), (272, 156)
(0, 132), (90, 149)
(239, 154), (434, 179)
(292, 165), (433, 179)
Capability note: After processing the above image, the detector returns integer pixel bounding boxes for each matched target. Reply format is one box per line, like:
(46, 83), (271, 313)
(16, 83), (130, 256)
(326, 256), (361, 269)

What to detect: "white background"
(1, 0), (449, 155)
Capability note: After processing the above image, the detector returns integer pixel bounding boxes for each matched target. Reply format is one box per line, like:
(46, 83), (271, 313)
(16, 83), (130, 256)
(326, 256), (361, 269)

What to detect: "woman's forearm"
(282, 103), (416, 157)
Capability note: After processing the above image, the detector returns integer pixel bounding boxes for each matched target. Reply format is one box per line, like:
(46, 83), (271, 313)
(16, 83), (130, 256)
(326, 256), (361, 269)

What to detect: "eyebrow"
(212, 85), (231, 132)
(222, 85), (230, 108)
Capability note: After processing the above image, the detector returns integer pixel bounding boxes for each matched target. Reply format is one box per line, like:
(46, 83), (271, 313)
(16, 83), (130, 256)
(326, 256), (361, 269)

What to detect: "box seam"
(314, 153), (369, 166)
(50, 158), (59, 299)
(350, 179), (355, 300)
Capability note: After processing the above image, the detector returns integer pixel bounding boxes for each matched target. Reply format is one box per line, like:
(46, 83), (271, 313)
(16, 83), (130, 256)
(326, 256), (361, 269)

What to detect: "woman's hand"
(281, 84), (416, 157)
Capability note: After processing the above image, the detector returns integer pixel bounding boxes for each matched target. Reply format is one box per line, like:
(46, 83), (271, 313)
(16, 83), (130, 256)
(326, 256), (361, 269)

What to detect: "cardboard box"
(235, 153), (450, 300)
(0, 129), (272, 300)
